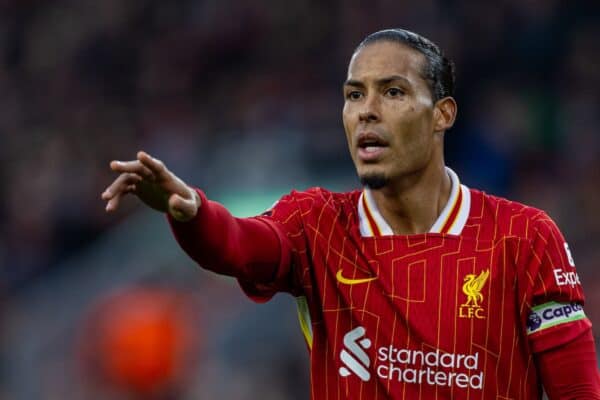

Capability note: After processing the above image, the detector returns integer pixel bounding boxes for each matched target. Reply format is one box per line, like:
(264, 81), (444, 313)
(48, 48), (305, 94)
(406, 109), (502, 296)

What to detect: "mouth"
(356, 132), (389, 162)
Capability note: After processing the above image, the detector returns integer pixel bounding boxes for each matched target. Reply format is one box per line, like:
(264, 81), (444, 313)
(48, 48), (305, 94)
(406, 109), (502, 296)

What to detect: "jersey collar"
(357, 167), (471, 237)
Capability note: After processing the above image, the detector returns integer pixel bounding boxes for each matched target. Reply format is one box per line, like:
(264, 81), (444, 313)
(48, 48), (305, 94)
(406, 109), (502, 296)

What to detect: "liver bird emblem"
(462, 270), (490, 307)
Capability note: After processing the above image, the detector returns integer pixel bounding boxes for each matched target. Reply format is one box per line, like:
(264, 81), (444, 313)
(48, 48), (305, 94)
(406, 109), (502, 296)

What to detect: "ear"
(433, 97), (457, 132)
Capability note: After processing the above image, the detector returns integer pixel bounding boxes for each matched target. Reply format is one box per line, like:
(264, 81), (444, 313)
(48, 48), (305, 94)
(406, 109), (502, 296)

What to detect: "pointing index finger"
(110, 160), (154, 180)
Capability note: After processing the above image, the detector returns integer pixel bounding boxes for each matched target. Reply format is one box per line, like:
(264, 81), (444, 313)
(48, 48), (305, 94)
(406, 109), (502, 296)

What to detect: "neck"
(370, 160), (451, 235)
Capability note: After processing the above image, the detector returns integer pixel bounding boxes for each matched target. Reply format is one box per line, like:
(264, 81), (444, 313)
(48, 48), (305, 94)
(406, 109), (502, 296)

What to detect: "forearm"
(537, 329), (600, 399)
(168, 189), (289, 283)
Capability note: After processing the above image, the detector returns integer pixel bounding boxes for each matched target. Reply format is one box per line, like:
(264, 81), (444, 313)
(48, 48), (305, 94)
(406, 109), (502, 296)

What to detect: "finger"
(102, 173), (141, 200)
(137, 151), (168, 179)
(105, 192), (122, 212)
(168, 193), (198, 221)
(110, 160), (155, 180)
(104, 184), (138, 212)
(102, 173), (142, 200)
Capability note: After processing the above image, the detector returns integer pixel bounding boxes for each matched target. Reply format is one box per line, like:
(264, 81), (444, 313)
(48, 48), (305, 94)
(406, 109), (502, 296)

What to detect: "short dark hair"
(355, 29), (455, 103)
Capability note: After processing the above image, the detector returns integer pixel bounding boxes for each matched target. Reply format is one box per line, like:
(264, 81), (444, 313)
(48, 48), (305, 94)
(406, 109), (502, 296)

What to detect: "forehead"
(347, 41), (426, 84)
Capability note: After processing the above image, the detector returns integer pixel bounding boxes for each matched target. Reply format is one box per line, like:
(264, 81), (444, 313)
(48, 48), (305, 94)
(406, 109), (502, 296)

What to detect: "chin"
(359, 173), (389, 189)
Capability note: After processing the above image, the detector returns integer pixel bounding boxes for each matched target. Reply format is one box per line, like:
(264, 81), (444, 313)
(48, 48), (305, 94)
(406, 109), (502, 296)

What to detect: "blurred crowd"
(0, 0), (599, 398)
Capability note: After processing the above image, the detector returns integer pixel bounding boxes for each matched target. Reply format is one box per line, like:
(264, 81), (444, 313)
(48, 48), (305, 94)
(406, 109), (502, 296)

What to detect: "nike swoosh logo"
(336, 269), (377, 285)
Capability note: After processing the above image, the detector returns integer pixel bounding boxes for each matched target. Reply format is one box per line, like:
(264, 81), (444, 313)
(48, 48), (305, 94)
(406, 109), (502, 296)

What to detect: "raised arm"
(101, 151), (288, 283)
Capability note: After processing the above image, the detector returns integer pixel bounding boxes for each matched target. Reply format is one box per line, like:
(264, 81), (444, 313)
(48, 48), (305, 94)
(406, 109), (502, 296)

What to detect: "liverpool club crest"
(459, 270), (490, 319)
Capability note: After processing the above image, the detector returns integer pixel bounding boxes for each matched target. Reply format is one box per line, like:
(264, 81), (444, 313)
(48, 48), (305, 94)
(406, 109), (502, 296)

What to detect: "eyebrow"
(343, 75), (412, 88)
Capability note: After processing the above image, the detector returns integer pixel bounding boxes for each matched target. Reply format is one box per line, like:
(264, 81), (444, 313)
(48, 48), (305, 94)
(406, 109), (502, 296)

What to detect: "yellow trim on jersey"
(296, 296), (313, 349)
(362, 190), (381, 235)
(358, 193), (375, 237)
(358, 168), (470, 236)
(439, 188), (461, 232)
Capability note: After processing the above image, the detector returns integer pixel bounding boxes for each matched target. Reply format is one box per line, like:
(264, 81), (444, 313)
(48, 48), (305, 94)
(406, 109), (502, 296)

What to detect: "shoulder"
(268, 187), (361, 220)
(278, 187), (360, 211)
(468, 188), (560, 241)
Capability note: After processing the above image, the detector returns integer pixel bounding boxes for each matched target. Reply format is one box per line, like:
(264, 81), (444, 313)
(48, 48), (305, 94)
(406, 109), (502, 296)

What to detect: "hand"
(101, 151), (201, 222)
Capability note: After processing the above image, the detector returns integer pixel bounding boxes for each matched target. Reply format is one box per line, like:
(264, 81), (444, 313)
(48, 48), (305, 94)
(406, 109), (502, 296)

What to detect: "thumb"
(168, 193), (199, 222)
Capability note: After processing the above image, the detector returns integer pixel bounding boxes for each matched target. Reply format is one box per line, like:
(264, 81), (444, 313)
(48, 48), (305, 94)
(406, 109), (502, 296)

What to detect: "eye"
(385, 87), (404, 97)
(346, 91), (363, 101)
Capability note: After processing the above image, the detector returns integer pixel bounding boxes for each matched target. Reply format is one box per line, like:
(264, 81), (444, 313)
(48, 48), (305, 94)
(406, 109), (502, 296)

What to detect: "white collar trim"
(358, 167), (471, 237)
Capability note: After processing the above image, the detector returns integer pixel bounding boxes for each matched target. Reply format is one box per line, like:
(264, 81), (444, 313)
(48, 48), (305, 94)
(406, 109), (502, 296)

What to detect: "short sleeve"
(523, 213), (592, 353)
(237, 191), (311, 302)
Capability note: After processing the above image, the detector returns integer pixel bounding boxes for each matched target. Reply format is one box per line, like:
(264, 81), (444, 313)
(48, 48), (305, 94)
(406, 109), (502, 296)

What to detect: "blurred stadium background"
(0, 0), (599, 398)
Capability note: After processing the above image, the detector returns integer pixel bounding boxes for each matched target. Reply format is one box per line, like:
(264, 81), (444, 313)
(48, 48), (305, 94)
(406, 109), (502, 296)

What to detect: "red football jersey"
(239, 168), (591, 399)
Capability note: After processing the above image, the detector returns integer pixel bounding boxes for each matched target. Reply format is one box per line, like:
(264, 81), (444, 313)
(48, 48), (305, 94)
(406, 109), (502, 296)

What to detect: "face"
(343, 41), (444, 188)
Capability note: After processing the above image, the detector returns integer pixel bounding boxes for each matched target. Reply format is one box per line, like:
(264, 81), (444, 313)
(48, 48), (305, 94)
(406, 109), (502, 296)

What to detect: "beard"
(359, 173), (389, 189)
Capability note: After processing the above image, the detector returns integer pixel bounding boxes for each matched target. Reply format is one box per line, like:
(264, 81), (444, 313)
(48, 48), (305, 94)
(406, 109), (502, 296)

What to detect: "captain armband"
(526, 302), (586, 335)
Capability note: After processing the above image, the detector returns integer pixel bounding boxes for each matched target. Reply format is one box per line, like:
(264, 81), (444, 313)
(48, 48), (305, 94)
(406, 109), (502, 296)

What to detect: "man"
(102, 29), (600, 399)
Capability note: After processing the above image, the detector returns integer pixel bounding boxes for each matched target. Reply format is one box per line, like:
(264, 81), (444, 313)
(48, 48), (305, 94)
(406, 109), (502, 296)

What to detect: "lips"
(356, 132), (389, 162)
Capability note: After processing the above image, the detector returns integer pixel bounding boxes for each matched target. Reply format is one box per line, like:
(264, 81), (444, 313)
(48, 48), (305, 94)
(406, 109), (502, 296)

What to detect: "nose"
(358, 95), (380, 123)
